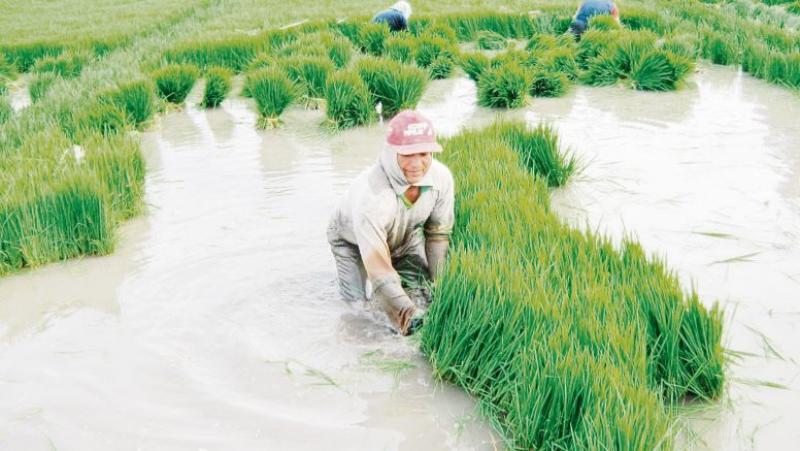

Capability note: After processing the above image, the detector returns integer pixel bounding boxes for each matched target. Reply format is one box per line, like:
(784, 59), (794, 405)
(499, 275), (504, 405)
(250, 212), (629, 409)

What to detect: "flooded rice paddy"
(0, 64), (798, 450)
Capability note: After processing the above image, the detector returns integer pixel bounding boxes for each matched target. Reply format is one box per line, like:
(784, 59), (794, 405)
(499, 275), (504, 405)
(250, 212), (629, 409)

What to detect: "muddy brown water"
(1, 64), (798, 450)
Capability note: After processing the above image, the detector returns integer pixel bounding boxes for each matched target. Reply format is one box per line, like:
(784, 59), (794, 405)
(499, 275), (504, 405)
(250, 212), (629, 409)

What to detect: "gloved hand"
(372, 275), (417, 335)
(425, 236), (449, 281)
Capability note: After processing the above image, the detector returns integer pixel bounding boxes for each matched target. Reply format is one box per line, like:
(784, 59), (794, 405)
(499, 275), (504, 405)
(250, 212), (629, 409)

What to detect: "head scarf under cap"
(390, 1), (412, 20)
(379, 145), (434, 196)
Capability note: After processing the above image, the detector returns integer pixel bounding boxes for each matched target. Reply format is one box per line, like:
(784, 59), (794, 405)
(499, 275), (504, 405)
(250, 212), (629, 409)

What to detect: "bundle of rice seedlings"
(322, 34), (353, 69)
(414, 35), (454, 68)
(620, 6), (670, 33)
(384, 35), (416, 64)
(536, 47), (579, 79)
(612, 29), (659, 74)
(32, 51), (90, 78)
(99, 80), (156, 128)
(0, 53), (17, 79)
(330, 21), (363, 47)
(201, 67), (233, 108)
(164, 37), (262, 73)
(29, 72), (59, 103)
(246, 53), (273, 73)
(274, 39), (328, 59)
(356, 57), (427, 117)
(82, 133), (146, 221)
(477, 63), (529, 109)
(501, 121), (577, 187)
(741, 42), (769, 79)
(458, 52), (491, 81)
(531, 12), (573, 35)
(588, 14), (622, 31)
(323, 70), (375, 129)
(766, 51), (800, 88)
(789, 2), (800, 14)
(492, 49), (537, 69)
(420, 22), (458, 43)
(576, 29), (616, 68)
(628, 50), (679, 91)
(580, 53), (622, 86)
(75, 103), (128, 140)
(661, 33), (701, 59)
(359, 23), (390, 56)
(0, 96), (12, 125)
(280, 56), (334, 106)
(701, 29), (738, 66)
(152, 64), (200, 104)
(248, 68), (298, 128)
(526, 33), (562, 52)
(428, 55), (455, 80)
(529, 70), (570, 98)
(477, 30), (507, 50)
(1, 43), (64, 72)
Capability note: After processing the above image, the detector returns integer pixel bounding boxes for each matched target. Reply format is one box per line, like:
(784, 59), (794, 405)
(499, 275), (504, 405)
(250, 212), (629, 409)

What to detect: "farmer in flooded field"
(327, 110), (454, 336)
(568, 0), (620, 39)
(371, 1), (413, 32)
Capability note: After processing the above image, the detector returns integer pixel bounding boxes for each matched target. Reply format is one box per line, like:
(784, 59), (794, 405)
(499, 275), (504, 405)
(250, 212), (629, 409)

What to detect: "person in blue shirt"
(372, 1), (412, 32)
(568, 0), (620, 39)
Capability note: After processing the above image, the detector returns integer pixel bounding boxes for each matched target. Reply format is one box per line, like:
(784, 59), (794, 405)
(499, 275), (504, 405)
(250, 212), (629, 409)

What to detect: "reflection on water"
(0, 64), (798, 450)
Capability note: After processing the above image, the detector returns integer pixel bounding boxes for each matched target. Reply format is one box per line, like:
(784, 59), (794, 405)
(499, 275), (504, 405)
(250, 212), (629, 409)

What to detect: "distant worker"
(568, 0), (620, 39)
(372, 1), (413, 32)
(327, 110), (454, 336)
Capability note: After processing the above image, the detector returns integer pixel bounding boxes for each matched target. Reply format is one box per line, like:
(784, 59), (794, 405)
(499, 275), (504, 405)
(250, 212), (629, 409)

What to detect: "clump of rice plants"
(0, 53), (17, 79)
(33, 51), (90, 78)
(420, 22), (458, 43)
(536, 47), (579, 79)
(100, 80), (156, 128)
(580, 53), (621, 86)
(529, 70), (570, 98)
(1, 43), (64, 72)
(526, 33), (571, 52)
(82, 133), (146, 221)
(29, 72), (59, 103)
(356, 57), (427, 117)
(492, 49), (537, 69)
(322, 34), (353, 69)
(662, 33), (701, 59)
(414, 35), (455, 69)
(477, 30), (507, 50)
(164, 37), (261, 72)
(0, 78), (6, 96)
(589, 14), (622, 31)
(384, 35), (416, 64)
(359, 23), (390, 56)
(421, 121), (724, 451)
(428, 55), (455, 80)
(500, 121), (578, 186)
(152, 64), (200, 104)
(576, 29), (616, 68)
(612, 29), (660, 74)
(628, 50), (692, 91)
(477, 63), (529, 109)
(246, 53), (273, 73)
(701, 29), (738, 66)
(323, 70), (375, 130)
(248, 68), (298, 128)
(280, 56), (334, 101)
(201, 67), (233, 108)
(0, 96), (12, 125)
(74, 103), (128, 140)
(458, 52), (491, 81)
(620, 6), (670, 33)
(789, 2), (800, 14)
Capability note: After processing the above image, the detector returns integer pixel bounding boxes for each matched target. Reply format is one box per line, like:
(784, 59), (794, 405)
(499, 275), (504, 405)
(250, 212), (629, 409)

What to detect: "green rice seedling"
(500, 121), (577, 186)
(0, 53), (16, 79)
(246, 53), (273, 73)
(322, 34), (353, 69)
(576, 29), (616, 68)
(82, 133), (146, 221)
(359, 23), (390, 56)
(701, 29), (738, 66)
(248, 68), (298, 128)
(458, 52), (491, 81)
(589, 14), (622, 31)
(477, 30), (507, 50)
(421, 22), (458, 43)
(330, 21), (363, 47)
(29, 72), (59, 103)
(280, 56), (334, 101)
(580, 53), (622, 86)
(33, 51), (90, 78)
(741, 42), (770, 79)
(526, 33), (561, 52)
(414, 35), (455, 69)
(384, 35), (416, 64)
(1, 43), (64, 72)
(765, 51), (800, 88)
(428, 55), (455, 80)
(323, 70), (375, 129)
(164, 37), (262, 73)
(356, 57), (427, 117)
(531, 12), (573, 35)
(477, 63), (530, 109)
(99, 80), (156, 128)
(529, 70), (570, 98)
(201, 67), (233, 108)
(74, 102), (128, 140)
(612, 29), (659, 74)
(0, 96), (12, 125)
(492, 49), (537, 69)
(152, 64), (200, 104)
(628, 50), (681, 91)
(662, 33), (701, 59)
(0, 78), (6, 96)
(621, 6), (670, 33)
(789, 2), (800, 14)
(536, 47), (579, 79)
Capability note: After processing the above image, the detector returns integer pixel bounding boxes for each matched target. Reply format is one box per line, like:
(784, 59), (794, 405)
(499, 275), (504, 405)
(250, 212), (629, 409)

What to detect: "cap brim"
(390, 142), (443, 155)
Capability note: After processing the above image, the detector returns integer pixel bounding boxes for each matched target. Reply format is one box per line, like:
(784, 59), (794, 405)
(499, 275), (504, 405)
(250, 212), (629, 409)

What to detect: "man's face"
(397, 152), (432, 184)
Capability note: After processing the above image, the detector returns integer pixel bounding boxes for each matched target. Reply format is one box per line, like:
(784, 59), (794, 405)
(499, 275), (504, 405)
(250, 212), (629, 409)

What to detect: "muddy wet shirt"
(329, 159), (455, 280)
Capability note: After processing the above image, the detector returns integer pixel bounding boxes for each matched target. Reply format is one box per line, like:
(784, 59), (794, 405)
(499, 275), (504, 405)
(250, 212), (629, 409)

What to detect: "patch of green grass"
(701, 29), (739, 66)
(428, 55), (455, 80)
(525, 33), (562, 52)
(529, 70), (570, 98)
(477, 63), (529, 109)
(383, 35), (416, 64)
(0, 43), (64, 72)
(536, 47), (579, 80)
(476, 30), (507, 50)
(323, 69), (375, 129)
(356, 57), (427, 118)
(280, 56), (334, 100)
(74, 102), (128, 140)
(414, 35), (455, 69)
(620, 6), (671, 34)
(164, 37), (264, 73)
(580, 53), (621, 86)
(0, 53), (18, 79)
(248, 68), (297, 127)
(500, 121), (577, 187)
(628, 50), (686, 91)
(458, 52), (491, 81)
(201, 66), (232, 108)
(359, 23), (390, 56)
(152, 64), (200, 104)
(29, 72), (60, 103)
(492, 49), (537, 69)
(33, 51), (91, 78)
(322, 33), (353, 69)
(99, 80), (156, 128)
(575, 29), (616, 69)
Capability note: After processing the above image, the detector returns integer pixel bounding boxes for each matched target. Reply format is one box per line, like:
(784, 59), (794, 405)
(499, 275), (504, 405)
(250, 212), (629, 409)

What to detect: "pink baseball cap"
(385, 110), (443, 155)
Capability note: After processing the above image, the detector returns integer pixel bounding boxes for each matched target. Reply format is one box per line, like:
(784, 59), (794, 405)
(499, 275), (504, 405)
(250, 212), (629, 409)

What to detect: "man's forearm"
(425, 236), (449, 281)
